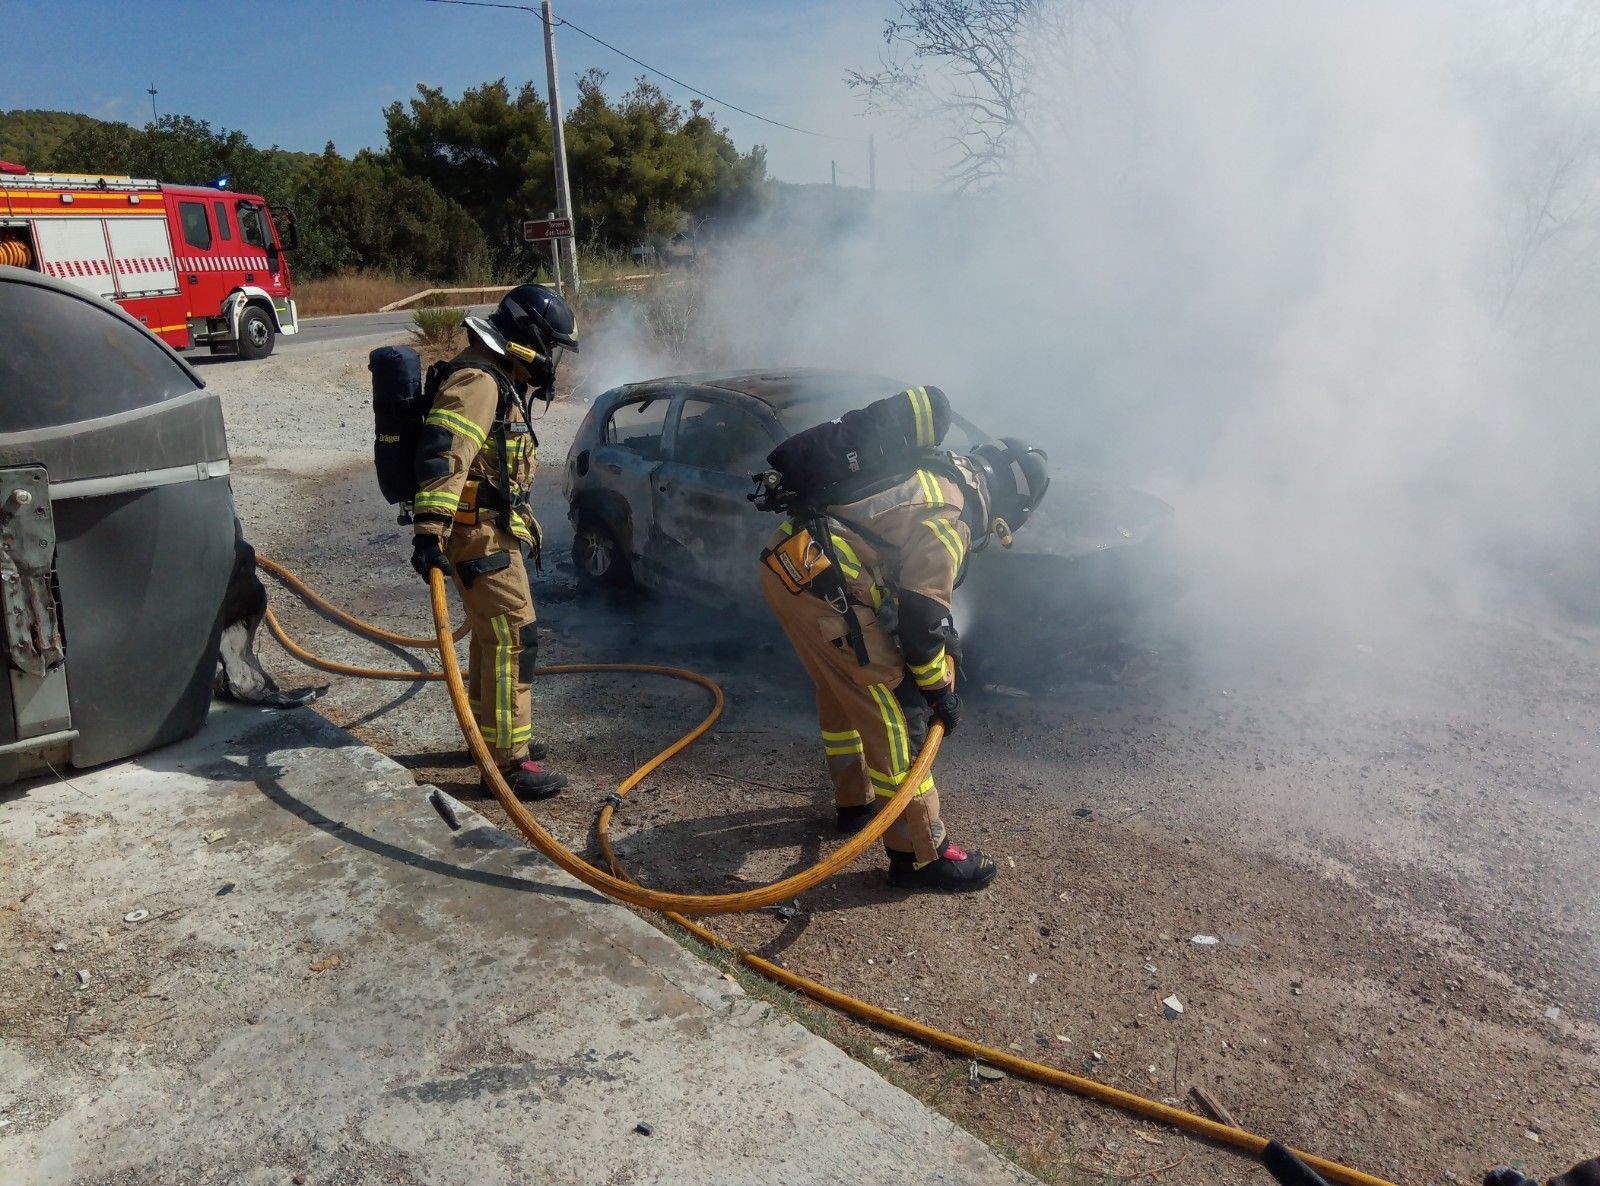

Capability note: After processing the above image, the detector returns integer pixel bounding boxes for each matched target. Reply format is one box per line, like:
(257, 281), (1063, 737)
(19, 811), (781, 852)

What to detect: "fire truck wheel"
(236, 306), (276, 361)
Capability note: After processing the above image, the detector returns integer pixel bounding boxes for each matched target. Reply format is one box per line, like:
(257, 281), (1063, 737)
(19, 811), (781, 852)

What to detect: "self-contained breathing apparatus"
(369, 343), (534, 533)
(754, 385), (966, 668)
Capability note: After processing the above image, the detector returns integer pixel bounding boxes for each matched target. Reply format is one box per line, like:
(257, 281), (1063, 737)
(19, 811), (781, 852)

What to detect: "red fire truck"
(0, 162), (300, 359)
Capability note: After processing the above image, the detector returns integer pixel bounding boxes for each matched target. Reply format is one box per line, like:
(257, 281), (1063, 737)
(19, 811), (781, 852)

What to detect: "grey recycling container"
(0, 266), (237, 786)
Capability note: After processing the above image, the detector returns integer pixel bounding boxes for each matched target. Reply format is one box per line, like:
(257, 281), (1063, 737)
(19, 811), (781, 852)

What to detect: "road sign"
(523, 216), (573, 242)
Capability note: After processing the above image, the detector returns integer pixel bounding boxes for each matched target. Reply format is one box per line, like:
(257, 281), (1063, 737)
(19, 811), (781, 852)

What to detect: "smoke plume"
(653, 0), (1600, 664)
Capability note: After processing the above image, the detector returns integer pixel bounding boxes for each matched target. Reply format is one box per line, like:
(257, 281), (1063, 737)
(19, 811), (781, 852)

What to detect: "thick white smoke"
(668, 0), (1600, 659)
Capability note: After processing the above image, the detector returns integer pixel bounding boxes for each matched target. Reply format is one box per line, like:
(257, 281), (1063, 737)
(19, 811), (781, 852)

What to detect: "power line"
(420, 0), (866, 143)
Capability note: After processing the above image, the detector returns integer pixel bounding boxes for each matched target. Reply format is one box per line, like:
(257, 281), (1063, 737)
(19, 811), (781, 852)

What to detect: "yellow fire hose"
(257, 555), (1398, 1186)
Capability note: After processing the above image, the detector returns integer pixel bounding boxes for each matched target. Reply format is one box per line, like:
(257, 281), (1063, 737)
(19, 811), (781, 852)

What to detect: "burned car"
(563, 369), (1173, 688)
(564, 370), (993, 593)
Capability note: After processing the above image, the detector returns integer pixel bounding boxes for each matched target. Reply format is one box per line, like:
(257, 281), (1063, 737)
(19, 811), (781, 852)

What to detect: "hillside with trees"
(0, 109), (110, 165)
(0, 75), (768, 284)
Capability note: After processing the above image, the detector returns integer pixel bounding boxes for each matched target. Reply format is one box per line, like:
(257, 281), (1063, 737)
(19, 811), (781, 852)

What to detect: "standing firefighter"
(407, 285), (579, 799)
(755, 385), (1049, 891)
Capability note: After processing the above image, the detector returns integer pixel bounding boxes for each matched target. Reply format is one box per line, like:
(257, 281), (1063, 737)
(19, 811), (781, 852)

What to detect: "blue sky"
(2, 0), (941, 189)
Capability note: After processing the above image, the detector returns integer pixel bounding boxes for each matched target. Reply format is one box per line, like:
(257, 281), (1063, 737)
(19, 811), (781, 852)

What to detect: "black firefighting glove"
(922, 687), (961, 734)
(411, 535), (452, 581)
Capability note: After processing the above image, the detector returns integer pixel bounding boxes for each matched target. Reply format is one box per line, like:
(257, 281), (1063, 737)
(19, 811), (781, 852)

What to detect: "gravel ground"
(202, 336), (1600, 1186)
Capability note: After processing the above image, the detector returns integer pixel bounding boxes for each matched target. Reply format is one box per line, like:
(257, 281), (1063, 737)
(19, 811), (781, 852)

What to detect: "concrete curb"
(0, 704), (1038, 1186)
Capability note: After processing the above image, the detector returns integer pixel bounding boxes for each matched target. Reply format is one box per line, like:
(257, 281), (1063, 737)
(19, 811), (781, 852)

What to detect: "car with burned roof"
(565, 370), (985, 594)
(562, 369), (1173, 688)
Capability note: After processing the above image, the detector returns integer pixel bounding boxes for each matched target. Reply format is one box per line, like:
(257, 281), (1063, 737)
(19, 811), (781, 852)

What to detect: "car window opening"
(674, 398), (774, 474)
(604, 397), (670, 458)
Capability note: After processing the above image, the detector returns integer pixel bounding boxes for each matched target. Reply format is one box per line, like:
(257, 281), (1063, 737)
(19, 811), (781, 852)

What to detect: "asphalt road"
(287, 305), (494, 350)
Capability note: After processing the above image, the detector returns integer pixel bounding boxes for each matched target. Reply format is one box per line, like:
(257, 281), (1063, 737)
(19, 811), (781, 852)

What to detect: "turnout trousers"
(759, 563), (946, 864)
(445, 518), (537, 767)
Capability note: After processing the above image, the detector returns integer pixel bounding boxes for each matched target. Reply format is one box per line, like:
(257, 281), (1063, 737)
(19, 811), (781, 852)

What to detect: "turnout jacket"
(807, 466), (969, 694)
(411, 347), (540, 550)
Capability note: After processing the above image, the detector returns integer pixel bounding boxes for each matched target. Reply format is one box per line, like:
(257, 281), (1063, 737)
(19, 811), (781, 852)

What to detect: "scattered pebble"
(1191, 935), (1220, 947)
(975, 1064), (1007, 1080)
(51, 941), (67, 953)
(1544, 1006), (1561, 1021)
(75, 969), (90, 987)
(1162, 994), (1185, 1019)
(308, 956), (340, 974)
(1027, 973), (1038, 985)
(204, 829), (229, 844)
(1091, 1051), (1104, 1062)
(1525, 1131), (1541, 1144)
(216, 882), (236, 896)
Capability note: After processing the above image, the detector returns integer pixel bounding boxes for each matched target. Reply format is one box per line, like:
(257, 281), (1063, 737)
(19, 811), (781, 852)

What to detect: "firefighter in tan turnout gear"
(756, 385), (1050, 891)
(409, 285), (579, 800)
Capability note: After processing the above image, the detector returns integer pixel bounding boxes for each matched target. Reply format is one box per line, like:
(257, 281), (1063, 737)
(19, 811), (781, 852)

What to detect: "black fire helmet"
(969, 437), (1050, 533)
(488, 284), (581, 361)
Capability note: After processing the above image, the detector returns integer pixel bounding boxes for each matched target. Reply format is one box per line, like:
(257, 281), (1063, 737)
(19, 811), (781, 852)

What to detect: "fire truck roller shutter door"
(104, 216), (179, 297)
(31, 219), (119, 299)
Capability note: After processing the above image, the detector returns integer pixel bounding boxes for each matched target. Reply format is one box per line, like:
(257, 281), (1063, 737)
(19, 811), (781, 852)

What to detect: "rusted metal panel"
(0, 466), (64, 675)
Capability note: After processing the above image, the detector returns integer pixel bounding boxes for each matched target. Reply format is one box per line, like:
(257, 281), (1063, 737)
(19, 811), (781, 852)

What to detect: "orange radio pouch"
(762, 524), (832, 595)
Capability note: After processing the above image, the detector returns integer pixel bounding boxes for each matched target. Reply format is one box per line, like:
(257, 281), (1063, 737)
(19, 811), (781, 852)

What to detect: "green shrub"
(412, 305), (465, 350)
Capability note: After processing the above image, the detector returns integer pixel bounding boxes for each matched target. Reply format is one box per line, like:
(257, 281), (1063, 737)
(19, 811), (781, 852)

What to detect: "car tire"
(236, 305), (276, 361)
(572, 518), (632, 587)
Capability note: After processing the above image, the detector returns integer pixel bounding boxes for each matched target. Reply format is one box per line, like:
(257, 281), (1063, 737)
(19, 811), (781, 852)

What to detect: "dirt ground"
(213, 331), (1599, 1186)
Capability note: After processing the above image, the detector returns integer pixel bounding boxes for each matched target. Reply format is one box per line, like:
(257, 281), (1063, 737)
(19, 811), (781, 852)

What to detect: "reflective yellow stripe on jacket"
(906, 386), (938, 448)
(425, 407), (488, 450)
(909, 648), (949, 690)
(924, 515), (965, 567)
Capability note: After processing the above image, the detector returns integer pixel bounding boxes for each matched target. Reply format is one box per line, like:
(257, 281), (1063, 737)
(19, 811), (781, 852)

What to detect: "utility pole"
(868, 135), (876, 192)
(541, 0), (579, 292)
(147, 85), (159, 123)
(830, 160), (836, 187)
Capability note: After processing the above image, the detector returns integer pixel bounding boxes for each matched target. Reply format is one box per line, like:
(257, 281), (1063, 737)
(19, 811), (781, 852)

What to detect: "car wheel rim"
(247, 317), (269, 347)
(582, 531), (613, 575)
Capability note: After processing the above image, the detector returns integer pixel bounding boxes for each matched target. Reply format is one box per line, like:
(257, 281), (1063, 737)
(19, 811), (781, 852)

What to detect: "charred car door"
(650, 391), (784, 595)
(588, 395), (672, 587)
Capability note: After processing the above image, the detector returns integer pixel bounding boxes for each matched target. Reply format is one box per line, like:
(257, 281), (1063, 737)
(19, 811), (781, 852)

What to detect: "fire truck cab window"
(213, 200), (233, 241)
(238, 206), (267, 248)
(178, 202), (212, 251)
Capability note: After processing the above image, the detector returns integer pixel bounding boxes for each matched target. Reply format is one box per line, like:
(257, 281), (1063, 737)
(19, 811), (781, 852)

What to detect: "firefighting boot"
(886, 839), (998, 892)
(487, 758), (568, 801)
(836, 803), (878, 834)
